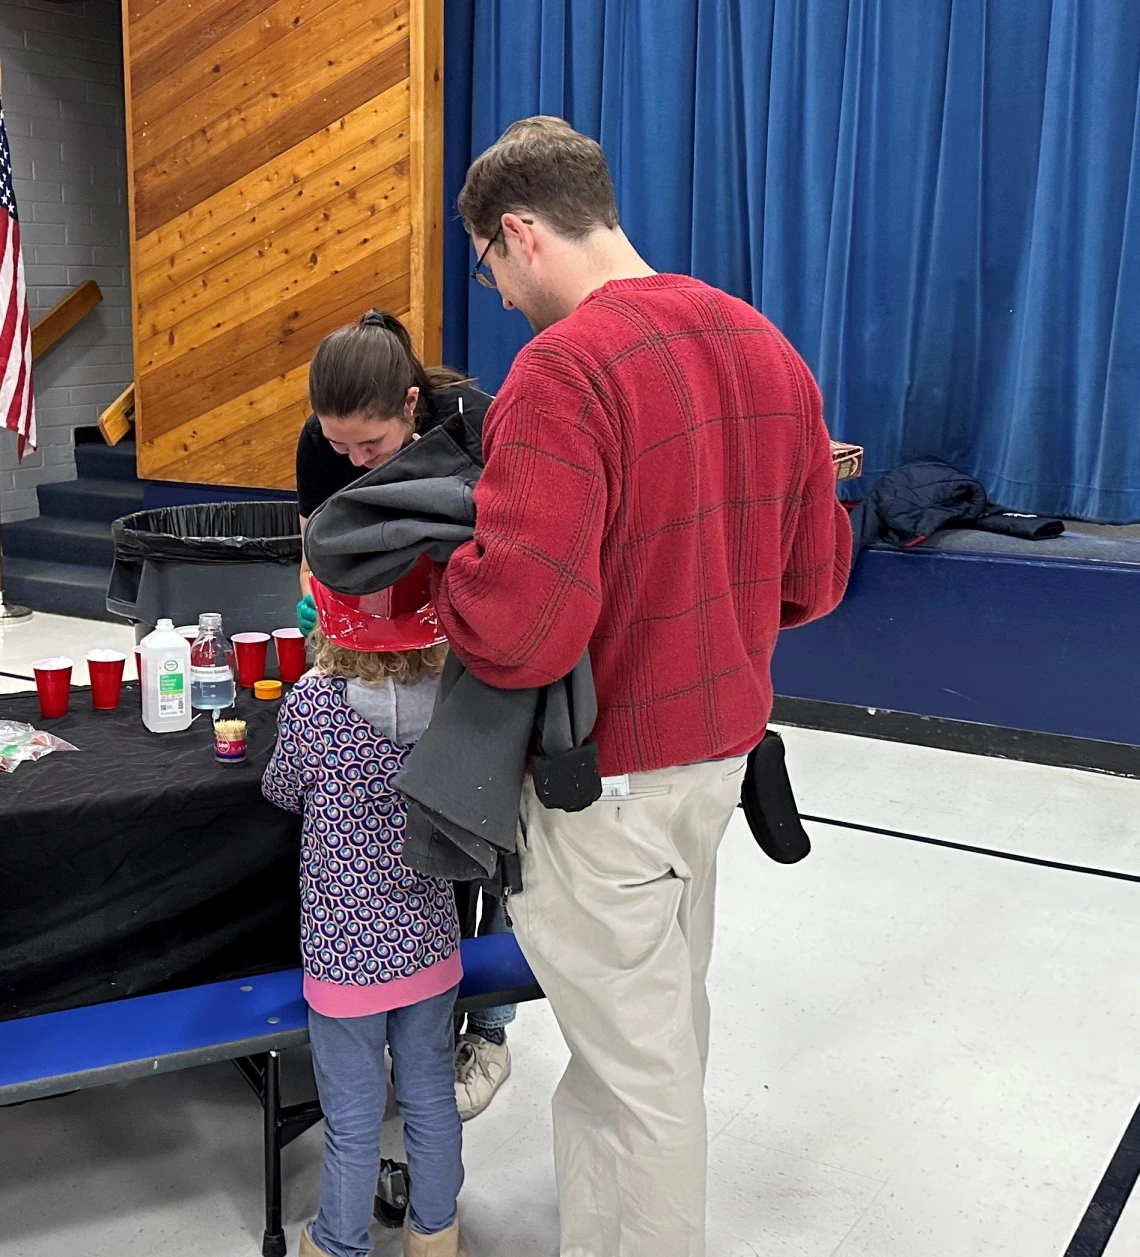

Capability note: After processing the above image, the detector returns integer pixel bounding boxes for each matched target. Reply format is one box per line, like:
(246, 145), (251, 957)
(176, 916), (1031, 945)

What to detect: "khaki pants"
(512, 756), (748, 1257)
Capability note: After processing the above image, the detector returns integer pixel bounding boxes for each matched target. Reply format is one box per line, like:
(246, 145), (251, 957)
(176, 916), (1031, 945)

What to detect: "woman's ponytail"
(308, 310), (466, 423)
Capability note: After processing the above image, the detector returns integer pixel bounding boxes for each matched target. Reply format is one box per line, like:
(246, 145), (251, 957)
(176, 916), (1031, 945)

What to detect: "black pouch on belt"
(531, 742), (602, 812)
(741, 730), (811, 864)
(531, 659), (602, 813)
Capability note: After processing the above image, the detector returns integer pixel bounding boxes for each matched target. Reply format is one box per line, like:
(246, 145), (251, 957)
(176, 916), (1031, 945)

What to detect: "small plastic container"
(214, 718), (247, 764)
(254, 679), (283, 701)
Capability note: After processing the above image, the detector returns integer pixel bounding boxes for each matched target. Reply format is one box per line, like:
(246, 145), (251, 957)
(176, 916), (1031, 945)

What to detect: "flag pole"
(0, 60), (31, 626)
(0, 541), (33, 625)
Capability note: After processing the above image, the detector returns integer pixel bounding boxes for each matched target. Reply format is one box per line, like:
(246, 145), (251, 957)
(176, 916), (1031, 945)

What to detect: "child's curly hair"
(309, 628), (447, 685)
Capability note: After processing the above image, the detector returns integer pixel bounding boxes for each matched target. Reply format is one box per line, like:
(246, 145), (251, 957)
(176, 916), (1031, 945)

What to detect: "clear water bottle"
(190, 612), (236, 712)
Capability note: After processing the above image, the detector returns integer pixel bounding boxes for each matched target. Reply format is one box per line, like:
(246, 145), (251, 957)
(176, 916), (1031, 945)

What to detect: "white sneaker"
(455, 1032), (511, 1121)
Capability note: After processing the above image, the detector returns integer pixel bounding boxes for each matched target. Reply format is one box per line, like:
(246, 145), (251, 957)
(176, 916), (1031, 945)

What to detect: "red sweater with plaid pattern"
(435, 275), (852, 776)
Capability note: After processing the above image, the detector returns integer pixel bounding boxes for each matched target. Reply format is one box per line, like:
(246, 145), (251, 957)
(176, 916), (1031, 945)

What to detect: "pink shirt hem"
(304, 950), (463, 1019)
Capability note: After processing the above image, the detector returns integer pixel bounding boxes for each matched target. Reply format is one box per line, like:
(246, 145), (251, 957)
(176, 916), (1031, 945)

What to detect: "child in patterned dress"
(262, 567), (468, 1257)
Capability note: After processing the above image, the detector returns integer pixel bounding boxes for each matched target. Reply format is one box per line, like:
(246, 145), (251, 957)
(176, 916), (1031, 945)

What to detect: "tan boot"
(298, 1223), (335, 1257)
(403, 1220), (469, 1257)
(455, 1033), (511, 1121)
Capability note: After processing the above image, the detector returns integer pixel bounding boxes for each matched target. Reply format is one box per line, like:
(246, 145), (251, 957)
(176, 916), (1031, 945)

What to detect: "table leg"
(262, 1050), (287, 1257)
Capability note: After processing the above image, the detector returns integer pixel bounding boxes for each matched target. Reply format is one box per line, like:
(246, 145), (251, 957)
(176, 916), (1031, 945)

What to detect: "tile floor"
(0, 610), (135, 693)
(2, 612), (1139, 1257)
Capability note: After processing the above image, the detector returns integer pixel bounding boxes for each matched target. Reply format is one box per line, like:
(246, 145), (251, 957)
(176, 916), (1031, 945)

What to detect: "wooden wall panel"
(122, 0), (443, 488)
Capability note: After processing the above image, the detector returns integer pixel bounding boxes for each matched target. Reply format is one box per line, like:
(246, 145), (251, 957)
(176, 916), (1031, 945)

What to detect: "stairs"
(2, 437), (143, 621)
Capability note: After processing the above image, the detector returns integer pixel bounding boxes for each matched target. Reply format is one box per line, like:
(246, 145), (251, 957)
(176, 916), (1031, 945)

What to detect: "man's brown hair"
(457, 117), (619, 245)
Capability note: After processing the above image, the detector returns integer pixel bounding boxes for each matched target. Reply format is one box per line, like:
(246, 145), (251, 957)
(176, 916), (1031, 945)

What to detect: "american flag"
(0, 97), (34, 457)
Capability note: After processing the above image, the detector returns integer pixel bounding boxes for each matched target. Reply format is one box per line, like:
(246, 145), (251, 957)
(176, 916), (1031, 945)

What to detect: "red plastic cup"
(86, 649), (126, 710)
(272, 628), (307, 683)
(176, 625), (199, 647)
(32, 656), (73, 719)
(134, 647), (142, 680)
(231, 632), (270, 687)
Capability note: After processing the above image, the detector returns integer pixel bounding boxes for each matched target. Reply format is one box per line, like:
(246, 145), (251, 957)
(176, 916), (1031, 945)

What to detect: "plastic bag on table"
(0, 720), (79, 773)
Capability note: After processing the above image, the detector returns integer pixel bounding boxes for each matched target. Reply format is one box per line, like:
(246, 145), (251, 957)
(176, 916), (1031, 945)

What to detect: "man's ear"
(501, 212), (538, 263)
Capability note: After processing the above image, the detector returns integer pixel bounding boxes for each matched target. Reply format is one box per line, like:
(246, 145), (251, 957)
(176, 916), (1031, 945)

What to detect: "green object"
(297, 593), (317, 635)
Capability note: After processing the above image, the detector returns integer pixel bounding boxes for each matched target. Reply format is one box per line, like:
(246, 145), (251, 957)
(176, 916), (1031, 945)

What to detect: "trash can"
(107, 502), (303, 641)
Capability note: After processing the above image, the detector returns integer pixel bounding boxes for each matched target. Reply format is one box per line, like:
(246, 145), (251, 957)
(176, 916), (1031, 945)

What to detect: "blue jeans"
(308, 987), (463, 1257)
(466, 891), (517, 1035)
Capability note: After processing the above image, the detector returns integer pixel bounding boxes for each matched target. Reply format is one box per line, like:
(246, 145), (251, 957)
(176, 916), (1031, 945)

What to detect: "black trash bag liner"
(112, 502), (302, 565)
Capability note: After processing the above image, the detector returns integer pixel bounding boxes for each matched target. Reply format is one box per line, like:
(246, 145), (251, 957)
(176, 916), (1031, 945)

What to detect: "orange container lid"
(254, 679), (283, 700)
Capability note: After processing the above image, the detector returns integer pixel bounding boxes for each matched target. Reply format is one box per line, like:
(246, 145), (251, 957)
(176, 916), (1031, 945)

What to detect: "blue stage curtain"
(443, 0), (1140, 522)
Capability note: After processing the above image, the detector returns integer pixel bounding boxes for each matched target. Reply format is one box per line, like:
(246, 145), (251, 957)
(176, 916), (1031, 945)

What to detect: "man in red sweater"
(438, 119), (851, 1257)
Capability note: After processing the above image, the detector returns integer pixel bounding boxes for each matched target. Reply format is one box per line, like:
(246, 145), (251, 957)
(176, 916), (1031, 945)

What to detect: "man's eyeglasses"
(470, 219), (532, 289)
(471, 227), (503, 289)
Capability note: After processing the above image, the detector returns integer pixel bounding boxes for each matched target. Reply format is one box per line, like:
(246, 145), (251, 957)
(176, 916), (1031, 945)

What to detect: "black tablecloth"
(0, 684), (300, 1021)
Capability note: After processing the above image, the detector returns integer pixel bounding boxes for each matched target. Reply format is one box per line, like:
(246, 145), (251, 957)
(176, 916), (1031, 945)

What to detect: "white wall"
(0, 0), (132, 523)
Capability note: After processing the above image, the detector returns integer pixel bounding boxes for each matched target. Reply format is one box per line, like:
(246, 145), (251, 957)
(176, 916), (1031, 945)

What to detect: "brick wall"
(0, 0), (132, 524)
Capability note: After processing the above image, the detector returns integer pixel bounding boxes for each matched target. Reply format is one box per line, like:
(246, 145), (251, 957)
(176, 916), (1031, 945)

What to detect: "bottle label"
(158, 663), (186, 717)
(191, 665), (232, 683)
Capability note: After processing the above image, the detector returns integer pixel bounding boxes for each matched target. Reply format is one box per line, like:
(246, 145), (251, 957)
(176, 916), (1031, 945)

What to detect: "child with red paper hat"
(262, 559), (468, 1257)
